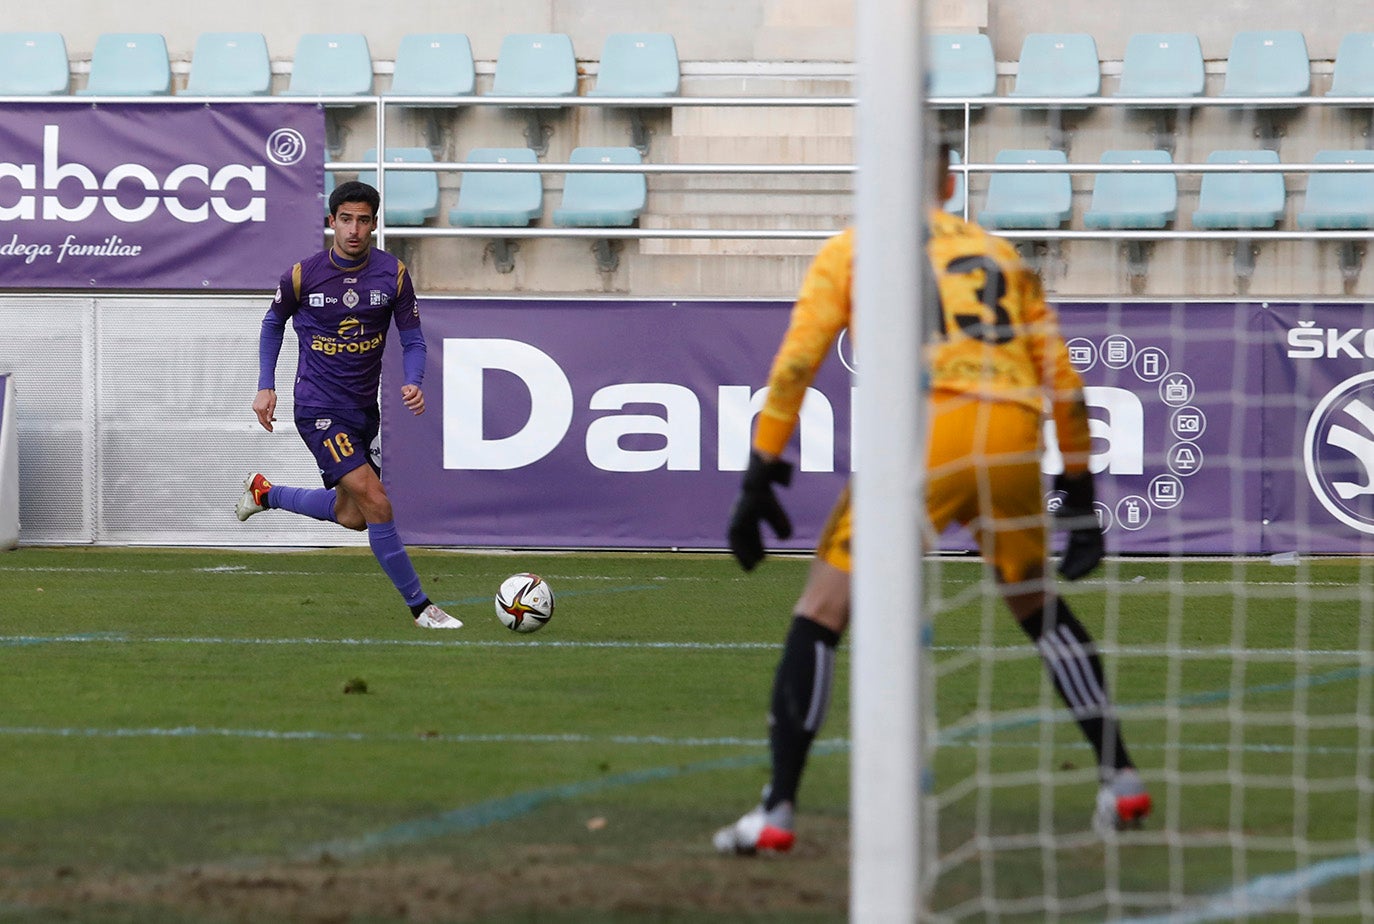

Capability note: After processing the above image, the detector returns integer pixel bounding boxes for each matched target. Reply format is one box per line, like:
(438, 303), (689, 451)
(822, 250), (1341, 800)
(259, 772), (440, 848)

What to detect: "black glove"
(727, 452), (794, 571)
(1053, 471), (1104, 581)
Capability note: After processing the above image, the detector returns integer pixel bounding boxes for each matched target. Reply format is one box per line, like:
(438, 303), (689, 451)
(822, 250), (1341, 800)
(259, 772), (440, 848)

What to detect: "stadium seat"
(78, 33), (171, 96)
(358, 148), (441, 226)
(0, 32), (69, 95)
(1193, 149), (1286, 282)
(386, 33), (476, 155)
(1192, 149), (1286, 229)
(1010, 33), (1099, 99)
(389, 33), (476, 97)
(589, 33), (679, 98)
(282, 33), (373, 96)
(978, 149), (1072, 230)
(1010, 33), (1098, 149)
(1329, 32), (1374, 97)
(1116, 33), (1205, 98)
(492, 32), (578, 98)
(491, 33), (578, 154)
(1083, 150), (1177, 229)
(588, 33), (679, 154)
(553, 146), (646, 272)
(184, 32), (272, 96)
(1297, 149), (1374, 285)
(928, 33), (996, 103)
(449, 148), (544, 273)
(1221, 31), (1311, 97)
(1296, 150), (1374, 228)
(282, 34), (372, 157)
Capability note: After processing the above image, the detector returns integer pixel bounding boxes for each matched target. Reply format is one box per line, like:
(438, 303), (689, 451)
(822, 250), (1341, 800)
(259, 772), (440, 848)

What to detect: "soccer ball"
(494, 572), (555, 633)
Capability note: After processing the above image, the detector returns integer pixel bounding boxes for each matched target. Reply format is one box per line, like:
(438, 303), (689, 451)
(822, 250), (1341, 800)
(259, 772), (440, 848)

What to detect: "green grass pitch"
(0, 547), (1369, 922)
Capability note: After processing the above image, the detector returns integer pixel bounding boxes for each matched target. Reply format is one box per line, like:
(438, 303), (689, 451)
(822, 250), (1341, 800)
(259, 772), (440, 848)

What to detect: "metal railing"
(8, 91), (1374, 247)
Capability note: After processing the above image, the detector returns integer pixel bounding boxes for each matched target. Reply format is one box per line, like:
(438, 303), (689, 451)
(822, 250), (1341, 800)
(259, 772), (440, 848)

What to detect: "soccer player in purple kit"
(235, 180), (462, 629)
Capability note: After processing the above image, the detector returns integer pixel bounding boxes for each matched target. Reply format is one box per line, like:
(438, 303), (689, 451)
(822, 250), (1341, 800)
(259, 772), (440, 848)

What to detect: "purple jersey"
(261, 247), (422, 410)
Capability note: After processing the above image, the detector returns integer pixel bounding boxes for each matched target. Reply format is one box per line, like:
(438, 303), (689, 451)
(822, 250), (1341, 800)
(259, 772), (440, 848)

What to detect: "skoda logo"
(1304, 371), (1374, 534)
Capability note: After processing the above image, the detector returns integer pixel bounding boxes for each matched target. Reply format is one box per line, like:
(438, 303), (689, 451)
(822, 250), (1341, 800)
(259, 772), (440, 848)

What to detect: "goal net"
(920, 300), (1374, 922)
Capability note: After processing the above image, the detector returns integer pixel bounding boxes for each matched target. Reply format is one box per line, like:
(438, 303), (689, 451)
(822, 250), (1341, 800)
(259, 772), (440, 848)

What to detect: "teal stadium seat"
(928, 33), (996, 103)
(588, 33), (679, 154)
(1297, 151), (1374, 229)
(78, 33), (170, 96)
(1329, 33), (1374, 96)
(492, 32), (578, 98)
(359, 148), (441, 226)
(449, 147), (544, 273)
(978, 149), (1072, 229)
(589, 33), (679, 98)
(1084, 150), (1177, 229)
(492, 33), (578, 154)
(1191, 149), (1286, 229)
(1116, 33), (1205, 98)
(1010, 33), (1100, 99)
(0, 32), (69, 95)
(553, 147), (646, 227)
(388, 33), (475, 97)
(1221, 31), (1310, 97)
(283, 34), (372, 157)
(449, 148), (544, 227)
(282, 33), (373, 96)
(185, 32), (271, 96)
(386, 33), (476, 155)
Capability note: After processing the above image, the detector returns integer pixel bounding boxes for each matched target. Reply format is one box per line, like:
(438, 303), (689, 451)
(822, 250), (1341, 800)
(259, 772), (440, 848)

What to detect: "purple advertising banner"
(0, 103), (324, 289)
(383, 298), (1374, 555)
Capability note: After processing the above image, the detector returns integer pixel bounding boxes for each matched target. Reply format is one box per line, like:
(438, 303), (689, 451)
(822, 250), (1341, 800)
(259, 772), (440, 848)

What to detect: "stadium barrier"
(0, 371), (17, 550)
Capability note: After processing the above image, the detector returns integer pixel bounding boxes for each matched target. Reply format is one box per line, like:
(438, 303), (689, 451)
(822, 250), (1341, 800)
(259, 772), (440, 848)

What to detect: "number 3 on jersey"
(933, 254), (1015, 345)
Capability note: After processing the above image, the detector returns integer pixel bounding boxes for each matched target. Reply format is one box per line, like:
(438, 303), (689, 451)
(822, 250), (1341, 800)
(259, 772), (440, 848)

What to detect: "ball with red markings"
(494, 573), (555, 633)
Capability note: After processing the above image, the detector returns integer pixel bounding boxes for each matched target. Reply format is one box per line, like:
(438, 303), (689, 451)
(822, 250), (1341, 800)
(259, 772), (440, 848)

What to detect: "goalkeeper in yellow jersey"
(713, 143), (1151, 855)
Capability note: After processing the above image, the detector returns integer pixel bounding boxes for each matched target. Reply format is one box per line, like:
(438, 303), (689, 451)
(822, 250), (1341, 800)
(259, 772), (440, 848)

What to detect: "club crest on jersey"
(343, 288), (359, 309)
(315, 418), (332, 430)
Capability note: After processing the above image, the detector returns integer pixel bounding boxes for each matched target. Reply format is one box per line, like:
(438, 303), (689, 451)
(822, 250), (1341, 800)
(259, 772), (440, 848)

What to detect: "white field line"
(1, 634), (1368, 660)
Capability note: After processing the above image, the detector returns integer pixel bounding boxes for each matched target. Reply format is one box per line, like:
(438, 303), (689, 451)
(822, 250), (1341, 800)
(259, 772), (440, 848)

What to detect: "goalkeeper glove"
(1053, 470), (1104, 581)
(727, 452), (794, 571)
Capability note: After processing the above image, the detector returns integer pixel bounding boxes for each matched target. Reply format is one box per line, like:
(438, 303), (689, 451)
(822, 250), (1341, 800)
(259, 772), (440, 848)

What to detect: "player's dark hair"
(328, 180), (380, 218)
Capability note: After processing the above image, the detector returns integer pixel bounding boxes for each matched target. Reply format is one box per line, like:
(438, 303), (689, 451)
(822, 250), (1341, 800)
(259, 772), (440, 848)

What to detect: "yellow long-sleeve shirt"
(753, 211), (1092, 472)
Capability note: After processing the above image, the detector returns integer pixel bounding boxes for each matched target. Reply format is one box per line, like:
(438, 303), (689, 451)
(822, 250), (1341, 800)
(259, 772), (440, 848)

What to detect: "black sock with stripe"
(765, 615), (840, 812)
(1019, 599), (1133, 781)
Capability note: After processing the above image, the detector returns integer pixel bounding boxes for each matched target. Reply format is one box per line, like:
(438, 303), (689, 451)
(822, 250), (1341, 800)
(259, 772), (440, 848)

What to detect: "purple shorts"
(294, 405), (380, 488)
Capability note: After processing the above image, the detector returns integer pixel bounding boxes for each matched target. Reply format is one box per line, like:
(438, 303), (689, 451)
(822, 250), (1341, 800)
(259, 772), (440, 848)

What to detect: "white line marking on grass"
(0, 634), (779, 651)
(0, 724), (828, 750)
(1119, 851), (1374, 924)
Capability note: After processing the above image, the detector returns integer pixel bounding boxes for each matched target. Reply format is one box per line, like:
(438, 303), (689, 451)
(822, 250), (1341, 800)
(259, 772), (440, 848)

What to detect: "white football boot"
(414, 604), (463, 629)
(1093, 767), (1152, 836)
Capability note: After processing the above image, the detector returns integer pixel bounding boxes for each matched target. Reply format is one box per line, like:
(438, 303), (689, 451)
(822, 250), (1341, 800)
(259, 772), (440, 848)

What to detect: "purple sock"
(267, 485), (337, 523)
(367, 520), (426, 608)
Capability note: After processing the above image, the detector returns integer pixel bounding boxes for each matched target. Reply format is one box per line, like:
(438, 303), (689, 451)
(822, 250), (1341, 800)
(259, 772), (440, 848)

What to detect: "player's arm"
(393, 263), (428, 416)
(253, 266), (301, 432)
(729, 231), (853, 570)
(1022, 270), (1104, 580)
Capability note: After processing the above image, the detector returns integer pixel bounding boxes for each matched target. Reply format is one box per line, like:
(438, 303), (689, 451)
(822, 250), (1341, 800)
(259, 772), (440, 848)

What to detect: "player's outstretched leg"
(1018, 597), (1152, 833)
(235, 473), (341, 524)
